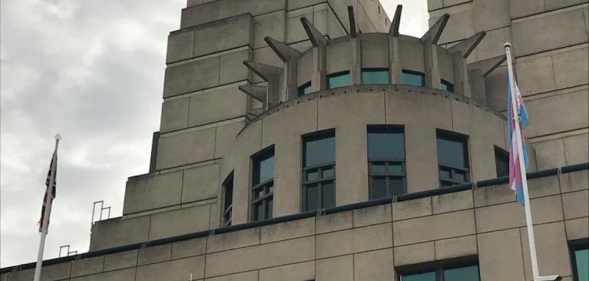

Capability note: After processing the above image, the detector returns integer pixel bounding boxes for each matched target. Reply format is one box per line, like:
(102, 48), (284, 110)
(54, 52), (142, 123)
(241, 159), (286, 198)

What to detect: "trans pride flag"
(506, 76), (529, 205)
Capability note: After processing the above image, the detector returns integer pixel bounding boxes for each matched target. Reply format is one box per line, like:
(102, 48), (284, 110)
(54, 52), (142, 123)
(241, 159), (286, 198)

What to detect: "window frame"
(436, 129), (470, 187)
(570, 239), (589, 281)
(251, 145), (275, 222)
(362, 68), (391, 85)
(327, 71), (352, 89)
(400, 69), (426, 87)
(222, 172), (234, 227)
(367, 125), (407, 200)
(301, 129), (336, 212)
(397, 256), (480, 281)
(494, 146), (509, 178)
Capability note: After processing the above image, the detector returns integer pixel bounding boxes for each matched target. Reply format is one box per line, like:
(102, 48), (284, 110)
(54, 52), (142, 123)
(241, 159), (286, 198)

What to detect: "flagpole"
(504, 43), (560, 281)
(33, 135), (61, 281)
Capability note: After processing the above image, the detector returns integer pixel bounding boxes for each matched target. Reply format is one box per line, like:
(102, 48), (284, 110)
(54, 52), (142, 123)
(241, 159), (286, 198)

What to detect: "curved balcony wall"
(223, 85), (507, 225)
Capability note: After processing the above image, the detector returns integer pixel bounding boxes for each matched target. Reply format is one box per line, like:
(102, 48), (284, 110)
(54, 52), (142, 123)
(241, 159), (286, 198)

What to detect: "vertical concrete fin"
(389, 5), (403, 36)
(348, 6), (357, 37)
(238, 85), (268, 103)
(420, 14), (449, 44)
(264, 36), (302, 62)
(301, 17), (329, 47)
(448, 31), (486, 58)
(243, 61), (283, 82)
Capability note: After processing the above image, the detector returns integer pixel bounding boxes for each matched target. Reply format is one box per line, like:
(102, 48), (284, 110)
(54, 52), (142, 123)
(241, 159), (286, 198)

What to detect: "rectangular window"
(222, 173), (234, 226)
(367, 126), (406, 199)
(303, 130), (336, 211)
(298, 81), (312, 97)
(495, 146), (509, 178)
(400, 70), (425, 87)
(441, 79), (454, 93)
(571, 240), (589, 281)
(437, 130), (470, 187)
(251, 146), (274, 222)
(362, 68), (390, 85)
(400, 264), (480, 281)
(327, 71), (352, 89)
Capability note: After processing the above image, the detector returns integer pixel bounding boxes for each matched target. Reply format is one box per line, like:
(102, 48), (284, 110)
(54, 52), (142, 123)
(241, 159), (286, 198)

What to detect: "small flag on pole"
(39, 139), (58, 233)
(506, 74), (529, 205)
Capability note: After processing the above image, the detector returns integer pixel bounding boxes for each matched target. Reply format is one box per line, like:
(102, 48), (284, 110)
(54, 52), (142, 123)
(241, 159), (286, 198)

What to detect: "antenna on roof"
(91, 200), (111, 225)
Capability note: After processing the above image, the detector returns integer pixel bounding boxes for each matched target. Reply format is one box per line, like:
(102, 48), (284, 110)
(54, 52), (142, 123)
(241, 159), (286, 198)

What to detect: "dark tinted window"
(362, 68), (390, 85)
(441, 79), (455, 93)
(252, 146), (274, 222)
(367, 127), (405, 160)
(437, 130), (469, 187)
(444, 265), (480, 281)
(327, 71), (352, 89)
(298, 81), (312, 97)
(400, 70), (425, 87)
(495, 147), (509, 178)
(304, 133), (336, 167)
(303, 130), (336, 211)
(367, 126), (406, 199)
(222, 173), (234, 226)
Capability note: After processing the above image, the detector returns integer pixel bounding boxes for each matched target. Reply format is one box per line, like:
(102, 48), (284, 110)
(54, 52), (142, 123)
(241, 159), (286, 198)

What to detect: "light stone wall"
(2, 170), (587, 281)
(429, 0), (589, 171)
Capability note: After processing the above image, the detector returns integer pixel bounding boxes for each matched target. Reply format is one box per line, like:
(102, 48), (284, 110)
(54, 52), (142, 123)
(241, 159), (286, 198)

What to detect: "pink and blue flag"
(507, 76), (529, 205)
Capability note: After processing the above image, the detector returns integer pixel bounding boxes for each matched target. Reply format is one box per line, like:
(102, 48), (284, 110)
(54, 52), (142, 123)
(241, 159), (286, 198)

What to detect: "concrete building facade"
(2, 0), (588, 280)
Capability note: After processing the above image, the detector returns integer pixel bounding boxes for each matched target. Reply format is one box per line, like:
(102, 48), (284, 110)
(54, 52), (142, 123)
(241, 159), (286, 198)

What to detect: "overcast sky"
(0, 0), (428, 267)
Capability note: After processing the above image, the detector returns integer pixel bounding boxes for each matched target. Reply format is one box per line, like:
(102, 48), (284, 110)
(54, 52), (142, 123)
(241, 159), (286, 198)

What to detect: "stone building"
(2, 0), (588, 280)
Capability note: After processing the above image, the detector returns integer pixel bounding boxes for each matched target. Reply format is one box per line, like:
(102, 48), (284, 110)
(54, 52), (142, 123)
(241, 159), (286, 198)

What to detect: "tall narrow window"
(222, 173), (234, 226)
(327, 71), (352, 89)
(437, 130), (470, 187)
(251, 146), (274, 222)
(298, 81), (312, 97)
(303, 130), (336, 211)
(400, 70), (425, 87)
(441, 79), (454, 93)
(367, 126), (406, 199)
(400, 263), (480, 281)
(362, 68), (390, 85)
(571, 240), (589, 281)
(495, 146), (509, 178)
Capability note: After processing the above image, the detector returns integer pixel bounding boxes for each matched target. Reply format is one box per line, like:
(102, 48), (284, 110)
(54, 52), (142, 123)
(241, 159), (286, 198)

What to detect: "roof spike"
(238, 84), (268, 103)
(449, 31), (486, 58)
(264, 36), (302, 62)
(243, 60), (283, 82)
(347, 6), (357, 37)
(420, 14), (450, 44)
(389, 5), (402, 36)
(300, 17), (328, 47)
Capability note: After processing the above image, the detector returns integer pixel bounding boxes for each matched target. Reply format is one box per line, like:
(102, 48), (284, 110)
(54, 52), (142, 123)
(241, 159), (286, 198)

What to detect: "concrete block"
(171, 237), (206, 258)
(71, 256), (104, 277)
(254, 11), (285, 48)
(564, 133), (589, 166)
(435, 235), (477, 260)
(260, 261), (315, 281)
(207, 271), (259, 281)
(123, 171), (182, 214)
(326, 39), (353, 74)
(530, 195), (564, 224)
(477, 229), (526, 281)
(286, 7), (314, 43)
(103, 250), (138, 271)
(432, 190), (473, 214)
(149, 204), (211, 240)
(528, 175), (560, 198)
(433, 4), (474, 44)
(512, 7), (588, 56)
(563, 190), (589, 219)
(399, 37), (425, 73)
(561, 169), (589, 192)
(220, 49), (251, 84)
(260, 217), (315, 243)
(181, 163), (220, 203)
(287, 0), (325, 10)
(394, 242), (435, 266)
(520, 222), (572, 280)
(160, 97), (189, 132)
(156, 127), (216, 170)
(353, 204), (392, 228)
(392, 197), (432, 221)
(526, 90), (588, 137)
(545, 0), (589, 11)
(193, 15), (253, 57)
(393, 210), (476, 245)
(207, 228), (260, 253)
(164, 57), (220, 97)
(90, 216), (150, 250)
(138, 244), (172, 265)
(472, 0), (510, 31)
(475, 202), (524, 232)
(167, 29), (194, 64)
(316, 255), (354, 281)
(352, 223), (393, 254)
(428, 0), (443, 11)
(316, 211), (353, 234)
(361, 35), (389, 68)
(4, 263), (70, 281)
(181, 0), (285, 28)
(70, 268), (135, 281)
(354, 249), (394, 281)
(533, 138), (566, 170)
(187, 85), (247, 127)
(566, 217), (589, 240)
(553, 46), (589, 89)
(214, 120), (244, 159)
(516, 55), (556, 95)
(471, 26), (511, 62)
(510, 0), (544, 18)
(205, 236), (314, 277)
(474, 186), (513, 209)
(135, 256), (204, 281)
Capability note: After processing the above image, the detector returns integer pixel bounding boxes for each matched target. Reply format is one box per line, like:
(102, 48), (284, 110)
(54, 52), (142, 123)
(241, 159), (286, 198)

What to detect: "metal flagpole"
(33, 134), (61, 281)
(504, 43), (560, 281)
